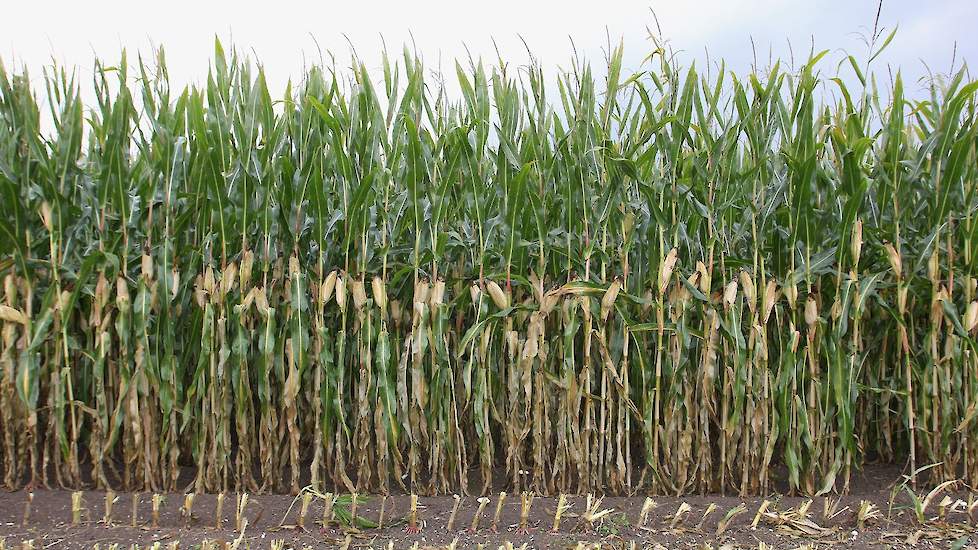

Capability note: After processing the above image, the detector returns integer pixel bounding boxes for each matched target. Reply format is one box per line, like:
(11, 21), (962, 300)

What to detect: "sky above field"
(2, 0), (975, 98)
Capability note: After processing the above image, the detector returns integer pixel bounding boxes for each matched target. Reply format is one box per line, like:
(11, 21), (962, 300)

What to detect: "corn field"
(0, 40), (977, 497)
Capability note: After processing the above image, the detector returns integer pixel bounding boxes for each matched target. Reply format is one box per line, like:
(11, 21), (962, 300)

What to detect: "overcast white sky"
(2, 0), (975, 98)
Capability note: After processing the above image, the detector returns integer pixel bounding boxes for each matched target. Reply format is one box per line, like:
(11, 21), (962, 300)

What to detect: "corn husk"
(0, 305), (28, 325)
(506, 330), (519, 359)
(696, 261), (711, 295)
(884, 242), (902, 277)
(739, 271), (756, 313)
(238, 287), (257, 311)
(723, 279), (738, 306)
(221, 262), (238, 296)
(600, 279), (622, 322)
(202, 266), (216, 296)
(116, 276), (131, 306)
(528, 272), (545, 304)
(254, 288), (272, 316)
(3, 274), (16, 302)
(193, 274), (206, 308)
(58, 290), (71, 313)
(830, 298), (842, 320)
(486, 280), (509, 310)
(761, 280), (779, 324)
(414, 279), (431, 306)
(850, 218), (863, 266)
(965, 301), (978, 332)
(371, 276), (388, 311)
(521, 315), (541, 362)
(928, 250), (940, 283)
(39, 201), (53, 231)
(658, 248), (678, 294)
(390, 299), (402, 324)
(805, 296), (819, 327)
(319, 270), (338, 305)
(350, 279), (368, 311)
(430, 279), (446, 306)
(931, 289), (947, 324)
(170, 269), (181, 300)
(240, 249), (255, 289)
(141, 253), (154, 280)
(784, 280), (798, 309)
(540, 289), (560, 316)
(335, 274), (347, 312)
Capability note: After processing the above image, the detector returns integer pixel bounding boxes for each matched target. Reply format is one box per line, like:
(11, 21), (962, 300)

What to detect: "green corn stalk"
(0, 39), (976, 499)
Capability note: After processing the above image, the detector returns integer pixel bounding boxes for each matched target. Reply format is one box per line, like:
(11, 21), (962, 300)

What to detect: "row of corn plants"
(1, 40), (977, 496)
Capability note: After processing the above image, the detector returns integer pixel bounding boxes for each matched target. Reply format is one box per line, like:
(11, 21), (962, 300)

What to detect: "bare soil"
(0, 465), (975, 549)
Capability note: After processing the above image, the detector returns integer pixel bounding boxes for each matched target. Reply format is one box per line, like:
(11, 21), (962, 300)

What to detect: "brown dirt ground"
(0, 465), (976, 549)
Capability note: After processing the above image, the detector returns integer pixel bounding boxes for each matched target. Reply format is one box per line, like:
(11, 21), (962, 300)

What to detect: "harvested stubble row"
(1, 40), (977, 498)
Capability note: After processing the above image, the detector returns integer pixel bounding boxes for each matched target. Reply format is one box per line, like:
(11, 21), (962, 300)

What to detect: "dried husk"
(430, 279), (446, 307)
(600, 279), (622, 322)
(371, 276), (388, 311)
(335, 273), (347, 312)
(884, 242), (903, 277)
(0, 305), (27, 325)
(486, 280), (509, 310)
(350, 279), (368, 311)
(965, 301), (978, 332)
(805, 296), (819, 327)
(723, 279), (738, 307)
(320, 270), (338, 305)
(658, 248), (679, 295)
